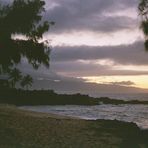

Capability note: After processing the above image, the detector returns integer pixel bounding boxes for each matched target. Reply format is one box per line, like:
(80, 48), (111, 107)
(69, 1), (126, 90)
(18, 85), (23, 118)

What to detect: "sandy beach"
(0, 104), (148, 148)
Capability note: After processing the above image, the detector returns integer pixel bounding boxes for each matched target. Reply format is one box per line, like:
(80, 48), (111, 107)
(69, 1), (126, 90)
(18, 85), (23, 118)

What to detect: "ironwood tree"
(139, 0), (148, 50)
(0, 0), (54, 88)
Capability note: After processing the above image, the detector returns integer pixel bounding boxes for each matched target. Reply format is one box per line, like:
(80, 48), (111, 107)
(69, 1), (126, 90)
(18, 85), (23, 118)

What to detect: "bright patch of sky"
(82, 75), (148, 89)
(44, 29), (143, 47)
(103, 7), (138, 19)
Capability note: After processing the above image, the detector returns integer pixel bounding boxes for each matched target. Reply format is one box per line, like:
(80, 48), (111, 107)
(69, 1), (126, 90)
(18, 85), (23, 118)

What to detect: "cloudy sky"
(13, 0), (148, 93)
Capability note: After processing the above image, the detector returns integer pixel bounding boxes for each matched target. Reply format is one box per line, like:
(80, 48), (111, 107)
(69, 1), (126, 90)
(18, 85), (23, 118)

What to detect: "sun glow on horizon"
(81, 75), (148, 89)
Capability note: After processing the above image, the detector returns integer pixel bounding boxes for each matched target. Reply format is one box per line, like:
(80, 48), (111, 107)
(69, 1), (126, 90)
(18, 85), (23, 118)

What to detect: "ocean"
(89, 93), (148, 101)
(20, 104), (148, 130)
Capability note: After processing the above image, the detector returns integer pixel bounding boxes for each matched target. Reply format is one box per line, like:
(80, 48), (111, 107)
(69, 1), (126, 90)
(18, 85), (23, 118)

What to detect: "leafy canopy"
(139, 0), (148, 50)
(0, 0), (54, 88)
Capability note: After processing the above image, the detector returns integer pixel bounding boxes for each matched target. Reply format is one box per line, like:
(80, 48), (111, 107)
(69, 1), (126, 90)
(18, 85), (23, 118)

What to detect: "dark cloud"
(48, 41), (148, 76)
(18, 57), (148, 78)
(16, 40), (148, 78)
(51, 41), (147, 66)
(45, 0), (138, 33)
(109, 81), (135, 86)
(50, 61), (148, 77)
(1, 0), (139, 33)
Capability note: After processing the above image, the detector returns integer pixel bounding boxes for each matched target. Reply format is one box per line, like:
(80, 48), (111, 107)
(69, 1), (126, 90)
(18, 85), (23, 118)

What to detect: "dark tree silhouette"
(139, 0), (148, 50)
(21, 75), (33, 89)
(0, 0), (54, 87)
(9, 68), (22, 88)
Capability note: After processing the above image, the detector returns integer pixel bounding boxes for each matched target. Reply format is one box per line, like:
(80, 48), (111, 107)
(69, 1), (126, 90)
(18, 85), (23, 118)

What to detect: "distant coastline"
(1, 88), (148, 106)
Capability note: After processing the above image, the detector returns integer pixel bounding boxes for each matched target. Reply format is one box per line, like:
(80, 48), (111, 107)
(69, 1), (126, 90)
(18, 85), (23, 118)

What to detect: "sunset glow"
(82, 75), (148, 89)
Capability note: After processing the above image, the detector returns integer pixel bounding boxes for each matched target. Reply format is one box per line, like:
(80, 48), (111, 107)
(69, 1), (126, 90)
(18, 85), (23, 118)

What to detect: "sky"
(5, 0), (148, 94)
(38, 0), (148, 93)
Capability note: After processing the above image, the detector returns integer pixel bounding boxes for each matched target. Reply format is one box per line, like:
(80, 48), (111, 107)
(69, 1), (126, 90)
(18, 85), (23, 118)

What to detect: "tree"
(0, 0), (54, 87)
(21, 75), (33, 89)
(139, 0), (148, 50)
(9, 68), (22, 88)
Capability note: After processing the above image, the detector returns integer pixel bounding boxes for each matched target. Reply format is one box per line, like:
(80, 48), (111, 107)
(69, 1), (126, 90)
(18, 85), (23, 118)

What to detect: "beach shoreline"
(0, 104), (148, 147)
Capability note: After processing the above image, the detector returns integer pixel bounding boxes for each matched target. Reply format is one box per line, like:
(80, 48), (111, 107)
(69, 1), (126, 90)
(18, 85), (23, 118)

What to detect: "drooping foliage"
(139, 0), (148, 50)
(0, 0), (54, 88)
(9, 68), (22, 88)
(21, 75), (33, 89)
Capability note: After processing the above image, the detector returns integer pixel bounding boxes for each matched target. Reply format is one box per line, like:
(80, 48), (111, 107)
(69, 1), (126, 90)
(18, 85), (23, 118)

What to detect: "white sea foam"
(20, 104), (148, 129)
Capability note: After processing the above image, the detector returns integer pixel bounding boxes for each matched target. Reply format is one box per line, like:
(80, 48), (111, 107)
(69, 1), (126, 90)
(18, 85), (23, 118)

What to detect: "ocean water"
(20, 104), (148, 130)
(90, 93), (148, 101)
